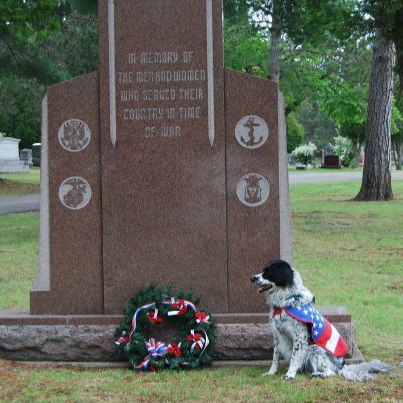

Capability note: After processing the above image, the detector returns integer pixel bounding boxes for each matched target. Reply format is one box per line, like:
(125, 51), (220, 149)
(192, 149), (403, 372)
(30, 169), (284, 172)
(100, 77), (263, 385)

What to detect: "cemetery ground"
(0, 174), (402, 401)
(0, 167), (40, 196)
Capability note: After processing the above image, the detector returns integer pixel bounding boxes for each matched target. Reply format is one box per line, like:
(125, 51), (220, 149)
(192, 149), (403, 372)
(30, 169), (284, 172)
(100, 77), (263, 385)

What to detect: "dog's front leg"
(262, 345), (280, 376)
(263, 331), (280, 376)
(283, 334), (308, 380)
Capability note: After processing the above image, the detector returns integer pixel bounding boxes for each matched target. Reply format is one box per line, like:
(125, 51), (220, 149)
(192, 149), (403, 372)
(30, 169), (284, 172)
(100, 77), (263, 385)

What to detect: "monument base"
(0, 307), (363, 364)
(0, 159), (29, 173)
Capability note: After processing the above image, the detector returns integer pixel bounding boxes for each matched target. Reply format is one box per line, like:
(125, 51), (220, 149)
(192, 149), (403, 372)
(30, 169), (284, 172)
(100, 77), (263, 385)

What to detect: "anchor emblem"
(241, 117), (263, 147)
(235, 115), (269, 149)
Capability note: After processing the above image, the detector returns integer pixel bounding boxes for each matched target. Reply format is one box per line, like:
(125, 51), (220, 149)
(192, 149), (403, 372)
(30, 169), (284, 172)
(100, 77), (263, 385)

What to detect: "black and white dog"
(251, 259), (394, 381)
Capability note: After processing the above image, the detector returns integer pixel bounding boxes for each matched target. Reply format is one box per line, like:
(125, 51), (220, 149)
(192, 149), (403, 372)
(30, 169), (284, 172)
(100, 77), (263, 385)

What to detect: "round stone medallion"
(235, 115), (269, 149)
(236, 173), (269, 207)
(59, 177), (92, 210)
(58, 119), (91, 152)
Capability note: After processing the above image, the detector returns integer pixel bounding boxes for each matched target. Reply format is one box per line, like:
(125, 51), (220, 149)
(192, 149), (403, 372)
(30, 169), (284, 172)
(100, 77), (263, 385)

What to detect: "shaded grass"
(0, 179), (402, 401)
(0, 167), (40, 195)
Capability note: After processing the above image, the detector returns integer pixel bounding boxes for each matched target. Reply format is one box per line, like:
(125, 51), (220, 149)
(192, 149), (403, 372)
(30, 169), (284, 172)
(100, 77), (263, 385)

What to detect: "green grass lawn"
(0, 177), (402, 401)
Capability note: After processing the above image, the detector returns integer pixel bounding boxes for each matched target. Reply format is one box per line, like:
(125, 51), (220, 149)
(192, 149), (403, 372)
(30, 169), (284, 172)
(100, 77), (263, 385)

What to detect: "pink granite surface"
(29, 0), (292, 318)
(30, 72), (103, 314)
(99, 0), (228, 314)
(225, 69), (282, 313)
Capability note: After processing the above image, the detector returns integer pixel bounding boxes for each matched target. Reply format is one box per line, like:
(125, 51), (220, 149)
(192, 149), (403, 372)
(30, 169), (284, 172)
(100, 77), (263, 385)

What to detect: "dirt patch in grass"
(387, 281), (403, 292)
(0, 180), (39, 196)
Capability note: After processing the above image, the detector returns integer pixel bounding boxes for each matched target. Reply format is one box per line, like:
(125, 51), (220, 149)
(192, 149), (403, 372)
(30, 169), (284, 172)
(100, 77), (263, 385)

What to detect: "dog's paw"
(262, 369), (277, 377)
(310, 372), (326, 378)
(282, 374), (295, 381)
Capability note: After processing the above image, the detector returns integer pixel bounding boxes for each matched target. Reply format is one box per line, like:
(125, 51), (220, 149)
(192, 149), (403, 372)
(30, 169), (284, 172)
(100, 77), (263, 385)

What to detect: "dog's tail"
(338, 360), (395, 382)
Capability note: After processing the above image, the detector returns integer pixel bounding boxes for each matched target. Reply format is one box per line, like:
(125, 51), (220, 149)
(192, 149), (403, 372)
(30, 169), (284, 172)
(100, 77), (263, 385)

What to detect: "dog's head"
(251, 259), (295, 294)
(251, 259), (315, 307)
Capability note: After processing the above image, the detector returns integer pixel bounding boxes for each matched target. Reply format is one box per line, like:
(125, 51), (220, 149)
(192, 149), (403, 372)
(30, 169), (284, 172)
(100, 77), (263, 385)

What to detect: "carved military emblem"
(59, 177), (92, 210)
(235, 115), (269, 149)
(58, 119), (91, 152)
(236, 173), (269, 207)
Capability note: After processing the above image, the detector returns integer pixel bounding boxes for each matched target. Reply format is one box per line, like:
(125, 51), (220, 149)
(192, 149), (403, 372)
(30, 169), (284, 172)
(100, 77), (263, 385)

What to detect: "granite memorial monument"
(0, 0), (360, 363)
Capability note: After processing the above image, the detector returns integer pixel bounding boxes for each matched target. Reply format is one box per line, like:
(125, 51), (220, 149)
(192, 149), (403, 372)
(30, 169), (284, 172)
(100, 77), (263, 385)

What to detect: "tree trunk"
(393, 139), (403, 170)
(352, 141), (362, 169)
(268, 0), (282, 83)
(354, 29), (395, 201)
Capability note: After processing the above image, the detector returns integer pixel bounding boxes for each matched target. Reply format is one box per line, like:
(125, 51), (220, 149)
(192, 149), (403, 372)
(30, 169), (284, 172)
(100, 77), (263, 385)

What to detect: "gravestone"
(0, 137), (28, 173)
(325, 142), (334, 156)
(20, 148), (33, 167)
(324, 155), (342, 169)
(32, 143), (41, 166)
(313, 149), (324, 167)
(30, 0), (292, 316)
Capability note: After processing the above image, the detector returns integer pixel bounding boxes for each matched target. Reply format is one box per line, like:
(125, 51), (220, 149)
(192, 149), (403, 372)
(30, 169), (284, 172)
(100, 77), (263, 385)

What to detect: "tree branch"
(0, 34), (28, 64)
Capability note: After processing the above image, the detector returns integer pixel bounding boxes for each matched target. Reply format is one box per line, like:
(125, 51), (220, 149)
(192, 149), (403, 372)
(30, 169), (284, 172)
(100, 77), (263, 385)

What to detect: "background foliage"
(1, 0), (403, 156)
(0, 1), (98, 148)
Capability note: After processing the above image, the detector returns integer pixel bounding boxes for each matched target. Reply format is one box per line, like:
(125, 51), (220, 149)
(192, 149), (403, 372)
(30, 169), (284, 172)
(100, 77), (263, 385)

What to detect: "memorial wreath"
(114, 285), (216, 371)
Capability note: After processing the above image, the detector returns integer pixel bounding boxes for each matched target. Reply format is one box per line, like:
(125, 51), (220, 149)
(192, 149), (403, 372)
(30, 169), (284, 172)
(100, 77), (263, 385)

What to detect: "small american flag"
(284, 304), (348, 357)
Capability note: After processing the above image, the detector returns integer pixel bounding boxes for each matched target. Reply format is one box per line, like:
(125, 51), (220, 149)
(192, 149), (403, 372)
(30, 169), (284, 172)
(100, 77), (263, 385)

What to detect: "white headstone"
(0, 137), (20, 160)
(0, 137), (28, 173)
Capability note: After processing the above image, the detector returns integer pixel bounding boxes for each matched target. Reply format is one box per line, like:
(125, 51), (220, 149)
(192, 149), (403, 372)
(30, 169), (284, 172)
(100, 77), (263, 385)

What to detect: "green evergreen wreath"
(114, 285), (217, 371)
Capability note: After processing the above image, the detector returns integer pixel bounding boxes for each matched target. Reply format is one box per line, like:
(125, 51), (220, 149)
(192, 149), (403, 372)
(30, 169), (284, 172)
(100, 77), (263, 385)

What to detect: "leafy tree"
(0, 1), (98, 147)
(320, 40), (371, 127)
(247, 1), (399, 200)
(0, 0), (60, 80)
(224, 3), (312, 157)
(297, 102), (337, 149)
(392, 92), (403, 169)
(0, 75), (45, 147)
(223, 0), (250, 20)
(224, 18), (267, 77)
(0, 1), (60, 146)
(339, 121), (366, 167)
(43, 10), (99, 78)
(67, 0), (98, 15)
(333, 135), (354, 167)
(285, 112), (304, 153)
(244, 0), (366, 154)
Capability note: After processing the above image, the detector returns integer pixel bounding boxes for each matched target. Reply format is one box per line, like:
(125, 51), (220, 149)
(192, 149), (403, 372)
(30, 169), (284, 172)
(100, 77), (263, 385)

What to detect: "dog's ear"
(263, 259), (294, 287)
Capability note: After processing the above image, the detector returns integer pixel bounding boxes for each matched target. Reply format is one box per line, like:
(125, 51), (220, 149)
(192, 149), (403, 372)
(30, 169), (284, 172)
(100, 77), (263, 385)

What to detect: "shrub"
(286, 112), (305, 153)
(291, 142), (317, 165)
(333, 135), (354, 166)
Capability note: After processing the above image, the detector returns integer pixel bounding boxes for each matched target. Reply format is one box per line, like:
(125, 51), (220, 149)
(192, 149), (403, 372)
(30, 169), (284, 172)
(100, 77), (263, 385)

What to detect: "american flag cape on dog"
(283, 304), (348, 357)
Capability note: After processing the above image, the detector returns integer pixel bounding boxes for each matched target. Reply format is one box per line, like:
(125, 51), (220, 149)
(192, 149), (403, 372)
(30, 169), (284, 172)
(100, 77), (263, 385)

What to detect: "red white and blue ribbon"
(162, 297), (197, 316)
(195, 311), (211, 324)
(115, 302), (156, 346)
(188, 329), (210, 356)
(134, 338), (168, 370)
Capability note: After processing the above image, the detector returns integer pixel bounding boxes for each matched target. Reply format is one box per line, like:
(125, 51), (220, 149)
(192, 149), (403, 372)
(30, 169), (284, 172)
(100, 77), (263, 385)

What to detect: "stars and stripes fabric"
(283, 303), (348, 357)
